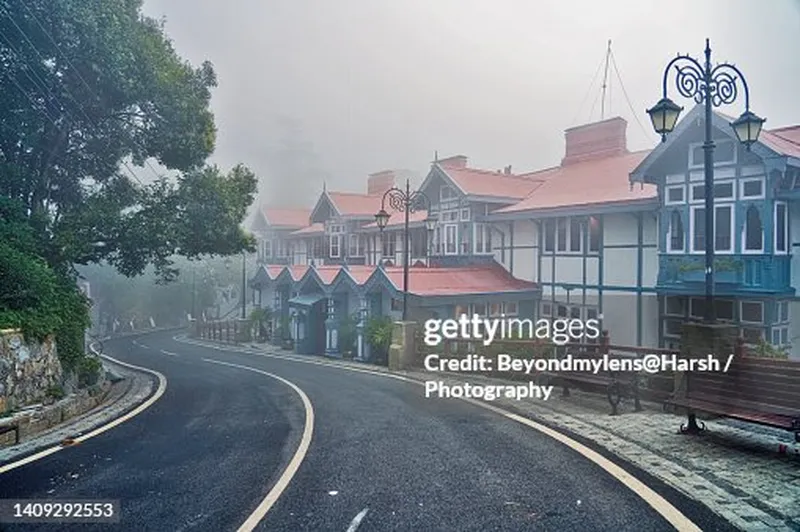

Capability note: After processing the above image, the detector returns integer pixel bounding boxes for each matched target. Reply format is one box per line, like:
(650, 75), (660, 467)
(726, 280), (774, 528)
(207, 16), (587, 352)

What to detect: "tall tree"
(0, 0), (255, 281)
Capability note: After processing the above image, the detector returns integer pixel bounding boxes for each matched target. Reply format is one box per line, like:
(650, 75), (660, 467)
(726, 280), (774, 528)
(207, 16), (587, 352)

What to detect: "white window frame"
(264, 239), (272, 258)
(664, 185), (686, 205)
(740, 301), (764, 324)
(690, 205), (734, 254)
(444, 224), (457, 255)
(774, 201), (788, 254)
(556, 218), (567, 252)
(588, 216), (601, 253)
(329, 234), (341, 258)
(739, 177), (765, 200)
(460, 208), (471, 221)
(666, 210), (685, 253)
(540, 302), (552, 317)
(568, 218), (582, 253)
(543, 219), (556, 253)
(713, 181), (736, 200)
(664, 295), (685, 317)
(474, 223), (493, 254)
(503, 302), (519, 316)
(440, 185), (456, 202)
(689, 183), (706, 204)
(741, 204), (764, 254)
(689, 139), (737, 169)
(348, 234), (363, 257)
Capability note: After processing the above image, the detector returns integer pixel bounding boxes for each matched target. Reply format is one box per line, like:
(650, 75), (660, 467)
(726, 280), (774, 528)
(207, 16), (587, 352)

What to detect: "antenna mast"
(600, 39), (612, 119)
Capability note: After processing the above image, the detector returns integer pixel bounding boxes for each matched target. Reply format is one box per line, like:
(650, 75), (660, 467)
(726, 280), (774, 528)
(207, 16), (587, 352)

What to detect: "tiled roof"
(262, 207), (310, 229)
(760, 127), (800, 159)
(381, 264), (537, 296)
(255, 264), (537, 297)
(328, 192), (384, 217)
(291, 223), (325, 236)
(439, 164), (547, 200)
(496, 150), (655, 214)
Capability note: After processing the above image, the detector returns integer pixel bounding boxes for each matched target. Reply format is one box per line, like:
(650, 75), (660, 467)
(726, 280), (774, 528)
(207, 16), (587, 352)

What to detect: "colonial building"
(248, 108), (800, 359)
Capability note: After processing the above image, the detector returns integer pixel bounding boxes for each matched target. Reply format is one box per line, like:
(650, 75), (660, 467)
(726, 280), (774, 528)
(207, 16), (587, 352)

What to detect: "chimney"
(504, 165), (512, 175)
(561, 117), (628, 166)
(437, 154), (468, 168)
(367, 170), (396, 196)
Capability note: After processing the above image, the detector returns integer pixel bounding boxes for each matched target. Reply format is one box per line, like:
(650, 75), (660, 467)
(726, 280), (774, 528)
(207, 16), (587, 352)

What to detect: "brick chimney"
(437, 154), (468, 168)
(367, 170), (396, 196)
(561, 117), (628, 166)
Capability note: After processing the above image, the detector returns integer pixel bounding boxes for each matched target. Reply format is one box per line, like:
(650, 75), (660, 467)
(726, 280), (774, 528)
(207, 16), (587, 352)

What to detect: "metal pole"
(241, 252), (247, 319)
(192, 267), (196, 321)
(402, 179), (410, 321)
(702, 38), (716, 323)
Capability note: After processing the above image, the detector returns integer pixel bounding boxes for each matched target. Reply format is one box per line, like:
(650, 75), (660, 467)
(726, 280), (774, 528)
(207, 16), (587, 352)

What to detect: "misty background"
(140, 0), (800, 216)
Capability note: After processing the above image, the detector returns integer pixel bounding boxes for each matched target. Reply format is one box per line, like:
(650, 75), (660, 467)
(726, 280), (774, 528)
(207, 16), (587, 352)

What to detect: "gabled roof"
(494, 149), (655, 215)
(771, 125), (800, 146)
(437, 164), (547, 201)
(291, 223), (325, 236)
(759, 128), (800, 159)
(261, 207), (310, 229)
(328, 191), (384, 217)
(379, 264), (537, 296)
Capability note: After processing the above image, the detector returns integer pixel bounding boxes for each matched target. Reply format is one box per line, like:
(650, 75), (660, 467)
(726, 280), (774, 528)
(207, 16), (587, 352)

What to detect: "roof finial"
(434, 150), (439, 162)
(323, 181), (327, 192)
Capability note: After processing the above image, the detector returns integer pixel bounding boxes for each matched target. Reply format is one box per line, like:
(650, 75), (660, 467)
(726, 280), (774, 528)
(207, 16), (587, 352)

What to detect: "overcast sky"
(141, 0), (800, 208)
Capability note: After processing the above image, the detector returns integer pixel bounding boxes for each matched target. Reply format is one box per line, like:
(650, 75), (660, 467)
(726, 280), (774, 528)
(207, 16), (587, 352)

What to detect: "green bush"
(365, 316), (393, 364)
(77, 356), (103, 388)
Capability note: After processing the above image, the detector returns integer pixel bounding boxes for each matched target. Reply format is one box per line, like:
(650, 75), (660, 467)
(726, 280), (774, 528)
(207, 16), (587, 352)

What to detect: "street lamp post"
(241, 251), (247, 320)
(375, 179), (437, 321)
(647, 39), (765, 323)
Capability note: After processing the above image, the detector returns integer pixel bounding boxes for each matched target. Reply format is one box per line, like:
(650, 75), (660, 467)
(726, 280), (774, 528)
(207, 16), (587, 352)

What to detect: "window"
(489, 303), (502, 316)
(444, 224), (457, 254)
(348, 234), (363, 257)
(543, 220), (555, 252)
(779, 301), (790, 323)
(459, 225), (471, 254)
(775, 202), (788, 253)
(689, 297), (706, 319)
(772, 327), (789, 346)
(690, 139), (736, 168)
(588, 217), (600, 252)
(556, 218), (567, 251)
(741, 327), (763, 344)
(504, 302), (519, 316)
(330, 234), (341, 258)
(743, 205), (763, 252)
(716, 299), (735, 321)
(740, 301), (764, 323)
(664, 319), (683, 337)
(714, 182), (735, 199)
(382, 233), (396, 257)
(473, 303), (487, 316)
(556, 305), (568, 318)
(570, 306), (581, 319)
(474, 224), (493, 254)
(540, 302), (552, 317)
(665, 185), (685, 205)
(460, 208), (471, 221)
(586, 308), (598, 321)
(664, 296), (686, 316)
(264, 240), (272, 258)
(667, 210), (684, 252)
(740, 178), (764, 199)
(440, 186), (457, 202)
(569, 219), (582, 252)
(691, 206), (733, 253)
(690, 184), (705, 203)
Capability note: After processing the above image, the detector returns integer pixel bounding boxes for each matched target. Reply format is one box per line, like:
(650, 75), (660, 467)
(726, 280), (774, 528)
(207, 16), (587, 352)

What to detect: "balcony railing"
(657, 254), (793, 295)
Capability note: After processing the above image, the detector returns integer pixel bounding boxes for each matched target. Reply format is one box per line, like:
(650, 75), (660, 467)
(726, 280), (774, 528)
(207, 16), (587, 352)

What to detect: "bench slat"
(666, 396), (799, 430)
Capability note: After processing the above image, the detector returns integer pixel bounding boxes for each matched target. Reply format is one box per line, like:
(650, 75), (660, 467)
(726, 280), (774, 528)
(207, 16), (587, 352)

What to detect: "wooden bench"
(0, 422), (19, 445)
(664, 338), (800, 441)
(541, 331), (642, 416)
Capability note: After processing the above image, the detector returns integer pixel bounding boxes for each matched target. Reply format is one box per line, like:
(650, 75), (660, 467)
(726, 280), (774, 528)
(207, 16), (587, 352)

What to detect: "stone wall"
(0, 329), (63, 413)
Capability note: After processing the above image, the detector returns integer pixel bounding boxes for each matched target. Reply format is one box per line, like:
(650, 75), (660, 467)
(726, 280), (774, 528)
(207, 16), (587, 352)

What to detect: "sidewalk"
(205, 339), (799, 532)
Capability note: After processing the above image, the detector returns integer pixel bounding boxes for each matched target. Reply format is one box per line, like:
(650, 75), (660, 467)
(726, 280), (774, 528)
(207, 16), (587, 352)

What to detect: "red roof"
(760, 127), (800, 159)
(262, 207), (310, 229)
(496, 150), (655, 213)
(382, 264), (537, 296)
(328, 192), (384, 217)
(291, 223), (324, 236)
(287, 265), (309, 281)
(439, 164), (546, 200)
(346, 266), (374, 285)
(314, 265), (341, 285)
(265, 265), (284, 279)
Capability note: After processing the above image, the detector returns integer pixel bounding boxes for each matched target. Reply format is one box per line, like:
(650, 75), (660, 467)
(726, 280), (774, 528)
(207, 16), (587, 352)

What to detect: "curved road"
(0, 330), (736, 531)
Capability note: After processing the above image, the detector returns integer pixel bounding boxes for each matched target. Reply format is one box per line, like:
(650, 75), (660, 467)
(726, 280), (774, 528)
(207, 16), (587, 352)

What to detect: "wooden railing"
(194, 319), (252, 343)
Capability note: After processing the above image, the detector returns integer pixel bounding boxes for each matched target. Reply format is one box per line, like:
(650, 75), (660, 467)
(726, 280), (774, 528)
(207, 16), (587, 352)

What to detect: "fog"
(141, 0), (800, 210)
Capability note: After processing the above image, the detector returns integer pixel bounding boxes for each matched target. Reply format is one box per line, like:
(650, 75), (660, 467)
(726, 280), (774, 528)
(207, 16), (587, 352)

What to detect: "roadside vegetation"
(0, 0), (258, 388)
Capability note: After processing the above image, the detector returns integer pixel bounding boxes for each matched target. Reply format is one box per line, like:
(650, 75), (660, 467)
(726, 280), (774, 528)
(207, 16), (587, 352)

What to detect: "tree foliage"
(0, 0), (258, 367)
(0, 0), (256, 282)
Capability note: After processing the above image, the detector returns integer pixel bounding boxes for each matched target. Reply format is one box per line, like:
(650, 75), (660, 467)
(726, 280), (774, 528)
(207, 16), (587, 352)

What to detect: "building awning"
(288, 293), (325, 308)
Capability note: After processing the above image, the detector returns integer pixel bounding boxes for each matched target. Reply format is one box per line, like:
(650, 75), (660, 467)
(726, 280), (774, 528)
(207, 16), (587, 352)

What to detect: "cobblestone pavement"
(219, 340), (800, 532)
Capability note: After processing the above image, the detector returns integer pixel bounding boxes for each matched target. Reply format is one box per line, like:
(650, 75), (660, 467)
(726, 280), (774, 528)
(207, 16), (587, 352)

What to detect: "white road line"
(181, 336), (701, 531)
(346, 508), (369, 532)
(0, 353), (167, 475)
(160, 349), (179, 357)
(201, 358), (315, 532)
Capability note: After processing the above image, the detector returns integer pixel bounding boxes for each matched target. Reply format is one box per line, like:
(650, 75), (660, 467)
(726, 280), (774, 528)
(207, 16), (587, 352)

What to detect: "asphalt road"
(0, 330), (736, 531)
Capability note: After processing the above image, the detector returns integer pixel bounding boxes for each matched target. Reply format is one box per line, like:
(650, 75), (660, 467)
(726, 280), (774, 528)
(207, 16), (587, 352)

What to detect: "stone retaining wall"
(0, 329), (63, 413)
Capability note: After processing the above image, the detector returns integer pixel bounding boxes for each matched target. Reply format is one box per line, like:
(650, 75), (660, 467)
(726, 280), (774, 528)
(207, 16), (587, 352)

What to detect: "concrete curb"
(0, 340), (158, 464)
